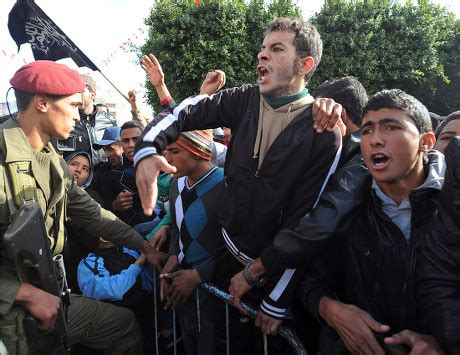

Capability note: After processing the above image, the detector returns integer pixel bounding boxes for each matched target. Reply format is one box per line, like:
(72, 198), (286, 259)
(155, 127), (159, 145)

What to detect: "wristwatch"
(243, 261), (267, 288)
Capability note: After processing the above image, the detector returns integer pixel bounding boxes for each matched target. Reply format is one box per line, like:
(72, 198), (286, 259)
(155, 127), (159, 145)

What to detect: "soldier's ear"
(33, 94), (49, 113)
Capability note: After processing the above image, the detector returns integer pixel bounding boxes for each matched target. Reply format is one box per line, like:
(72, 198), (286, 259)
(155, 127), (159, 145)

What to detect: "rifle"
(3, 201), (70, 354)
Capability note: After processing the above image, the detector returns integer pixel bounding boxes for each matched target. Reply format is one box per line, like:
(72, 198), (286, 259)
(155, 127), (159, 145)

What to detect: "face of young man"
(121, 128), (142, 162)
(67, 154), (90, 187)
(434, 119), (460, 154)
(164, 142), (198, 178)
(257, 30), (306, 97)
(42, 93), (82, 140)
(360, 108), (426, 191)
(103, 143), (123, 166)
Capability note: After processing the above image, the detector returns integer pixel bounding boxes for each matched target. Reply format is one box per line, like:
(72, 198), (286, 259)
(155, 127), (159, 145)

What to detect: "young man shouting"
(299, 89), (444, 354)
(135, 18), (342, 335)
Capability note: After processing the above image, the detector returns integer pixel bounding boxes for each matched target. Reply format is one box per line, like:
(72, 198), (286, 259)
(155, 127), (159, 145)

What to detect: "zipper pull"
(254, 171), (259, 177)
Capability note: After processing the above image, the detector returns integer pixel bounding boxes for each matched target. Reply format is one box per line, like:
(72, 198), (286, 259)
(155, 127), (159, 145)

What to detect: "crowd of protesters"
(0, 16), (459, 355)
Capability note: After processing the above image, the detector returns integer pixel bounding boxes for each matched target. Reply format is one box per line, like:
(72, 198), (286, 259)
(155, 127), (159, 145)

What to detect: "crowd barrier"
(151, 269), (307, 355)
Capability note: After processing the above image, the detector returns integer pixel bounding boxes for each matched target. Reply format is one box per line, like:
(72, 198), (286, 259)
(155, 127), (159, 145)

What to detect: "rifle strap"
(0, 125), (65, 255)
(0, 127), (21, 218)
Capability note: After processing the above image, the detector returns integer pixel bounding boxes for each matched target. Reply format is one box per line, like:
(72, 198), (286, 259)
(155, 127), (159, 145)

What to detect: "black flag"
(8, 0), (100, 71)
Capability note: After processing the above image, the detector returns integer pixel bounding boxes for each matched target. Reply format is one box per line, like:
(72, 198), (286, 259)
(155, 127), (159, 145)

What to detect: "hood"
(415, 149), (445, 192)
(65, 151), (94, 189)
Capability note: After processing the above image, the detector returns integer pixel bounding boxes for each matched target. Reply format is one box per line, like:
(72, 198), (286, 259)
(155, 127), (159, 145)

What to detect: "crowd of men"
(0, 16), (459, 355)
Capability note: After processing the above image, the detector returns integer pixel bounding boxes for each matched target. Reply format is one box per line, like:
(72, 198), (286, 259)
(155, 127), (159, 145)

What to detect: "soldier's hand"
(112, 191), (133, 211)
(16, 282), (61, 331)
(142, 240), (169, 270)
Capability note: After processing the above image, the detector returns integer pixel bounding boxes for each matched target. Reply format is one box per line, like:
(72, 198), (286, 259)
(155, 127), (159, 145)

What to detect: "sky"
(1, 0), (459, 119)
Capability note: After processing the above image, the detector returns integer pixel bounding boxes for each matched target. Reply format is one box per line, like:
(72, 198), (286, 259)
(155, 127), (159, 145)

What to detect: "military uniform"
(0, 118), (145, 353)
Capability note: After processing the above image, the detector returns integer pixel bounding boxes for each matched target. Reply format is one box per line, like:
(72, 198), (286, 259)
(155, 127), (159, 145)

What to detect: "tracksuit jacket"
(78, 247), (152, 302)
(134, 84), (341, 318)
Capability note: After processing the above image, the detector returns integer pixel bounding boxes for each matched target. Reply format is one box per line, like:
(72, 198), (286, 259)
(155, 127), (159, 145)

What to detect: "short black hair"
(14, 89), (34, 112)
(435, 111), (460, 138)
(265, 18), (322, 83)
(429, 112), (444, 132)
(313, 76), (368, 126)
(362, 89), (432, 133)
(120, 120), (143, 134)
(14, 88), (64, 112)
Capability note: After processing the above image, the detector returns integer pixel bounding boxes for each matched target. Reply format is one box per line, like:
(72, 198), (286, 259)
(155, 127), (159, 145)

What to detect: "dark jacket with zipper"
(135, 84), (341, 317)
(97, 156), (154, 227)
(298, 151), (444, 353)
(416, 138), (460, 354)
(63, 106), (117, 165)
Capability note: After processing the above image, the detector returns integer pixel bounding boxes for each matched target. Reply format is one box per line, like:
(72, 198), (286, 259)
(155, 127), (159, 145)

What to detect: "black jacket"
(64, 106), (117, 165)
(136, 84), (341, 260)
(416, 138), (460, 354)
(135, 84), (341, 317)
(299, 151), (444, 352)
(96, 156), (151, 227)
(261, 136), (366, 275)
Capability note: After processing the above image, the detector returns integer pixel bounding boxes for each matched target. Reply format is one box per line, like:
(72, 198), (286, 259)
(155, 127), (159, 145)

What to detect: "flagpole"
(98, 70), (130, 103)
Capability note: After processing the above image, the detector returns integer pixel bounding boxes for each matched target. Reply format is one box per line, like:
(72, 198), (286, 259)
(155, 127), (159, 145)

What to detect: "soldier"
(0, 60), (162, 354)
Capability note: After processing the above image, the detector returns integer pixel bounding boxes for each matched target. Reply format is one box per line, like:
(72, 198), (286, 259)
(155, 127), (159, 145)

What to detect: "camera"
(51, 135), (77, 152)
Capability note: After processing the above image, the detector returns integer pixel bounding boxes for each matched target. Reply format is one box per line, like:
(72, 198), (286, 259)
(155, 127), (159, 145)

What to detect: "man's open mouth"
(371, 153), (389, 168)
(257, 66), (268, 82)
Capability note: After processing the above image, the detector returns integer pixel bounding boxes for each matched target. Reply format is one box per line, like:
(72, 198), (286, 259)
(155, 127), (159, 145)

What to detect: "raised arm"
(141, 54), (172, 103)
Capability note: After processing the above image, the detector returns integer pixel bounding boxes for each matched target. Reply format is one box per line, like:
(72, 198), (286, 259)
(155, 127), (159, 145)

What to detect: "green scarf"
(264, 88), (309, 109)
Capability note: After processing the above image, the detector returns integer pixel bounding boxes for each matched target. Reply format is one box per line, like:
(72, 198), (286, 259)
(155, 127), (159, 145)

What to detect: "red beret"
(10, 60), (85, 96)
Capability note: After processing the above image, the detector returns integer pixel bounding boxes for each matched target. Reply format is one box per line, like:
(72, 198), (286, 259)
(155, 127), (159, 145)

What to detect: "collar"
(2, 118), (56, 163)
(264, 88), (309, 109)
(122, 155), (134, 168)
(372, 180), (412, 209)
(79, 105), (98, 121)
(185, 166), (218, 190)
(371, 150), (445, 204)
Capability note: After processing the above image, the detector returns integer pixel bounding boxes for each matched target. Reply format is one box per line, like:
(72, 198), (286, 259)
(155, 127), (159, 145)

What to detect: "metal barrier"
(151, 267), (306, 355)
(201, 283), (307, 355)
